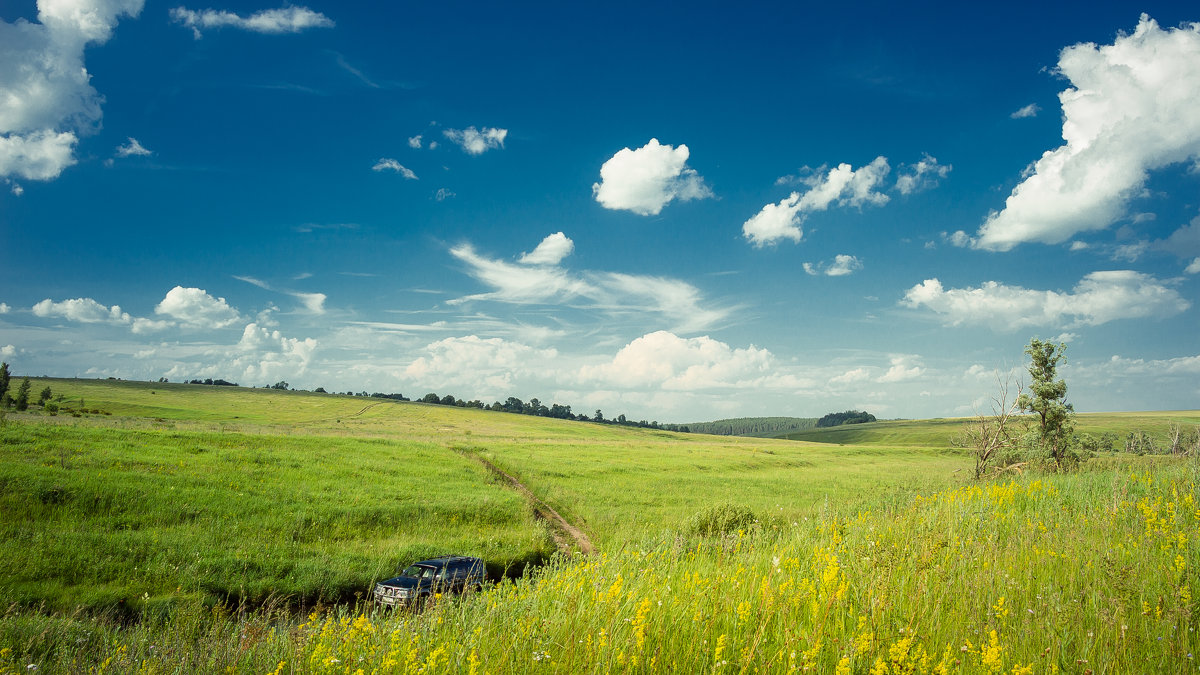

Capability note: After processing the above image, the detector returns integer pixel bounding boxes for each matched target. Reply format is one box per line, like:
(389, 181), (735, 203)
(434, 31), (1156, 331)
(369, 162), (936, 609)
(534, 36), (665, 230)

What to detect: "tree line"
(404, 392), (692, 432)
(167, 376), (694, 433)
(684, 417), (818, 437)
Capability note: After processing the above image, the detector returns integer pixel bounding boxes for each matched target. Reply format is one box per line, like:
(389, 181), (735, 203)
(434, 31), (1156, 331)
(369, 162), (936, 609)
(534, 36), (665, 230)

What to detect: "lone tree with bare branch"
(1017, 338), (1076, 470)
(960, 374), (1024, 479)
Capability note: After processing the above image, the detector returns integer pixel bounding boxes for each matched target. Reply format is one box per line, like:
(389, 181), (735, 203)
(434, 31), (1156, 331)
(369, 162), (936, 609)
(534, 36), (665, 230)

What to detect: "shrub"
(685, 503), (758, 537)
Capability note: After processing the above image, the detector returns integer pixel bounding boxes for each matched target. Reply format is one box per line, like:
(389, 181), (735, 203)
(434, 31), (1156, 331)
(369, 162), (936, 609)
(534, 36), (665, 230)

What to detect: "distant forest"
(816, 410), (877, 427)
(684, 417), (818, 437)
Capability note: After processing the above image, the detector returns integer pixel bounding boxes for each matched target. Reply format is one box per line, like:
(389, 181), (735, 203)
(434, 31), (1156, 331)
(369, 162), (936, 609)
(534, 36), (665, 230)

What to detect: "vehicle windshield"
(400, 565), (437, 580)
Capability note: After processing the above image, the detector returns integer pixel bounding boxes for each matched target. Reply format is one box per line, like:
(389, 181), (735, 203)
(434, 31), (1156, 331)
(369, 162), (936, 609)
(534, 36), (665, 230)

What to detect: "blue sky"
(1, 0), (1198, 422)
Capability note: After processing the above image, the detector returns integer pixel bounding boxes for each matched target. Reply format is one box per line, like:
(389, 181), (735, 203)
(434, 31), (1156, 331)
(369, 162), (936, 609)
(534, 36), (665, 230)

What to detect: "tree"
(1016, 338), (1076, 470)
(957, 374), (1023, 479)
(0, 362), (9, 403)
(38, 386), (52, 405)
(14, 378), (31, 411)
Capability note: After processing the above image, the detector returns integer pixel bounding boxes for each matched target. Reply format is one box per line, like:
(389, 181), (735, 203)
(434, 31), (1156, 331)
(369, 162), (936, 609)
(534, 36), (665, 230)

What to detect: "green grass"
(470, 435), (966, 547)
(0, 422), (550, 613)
(778, 411), (1200, 448)
(1, 378), (1197, 672)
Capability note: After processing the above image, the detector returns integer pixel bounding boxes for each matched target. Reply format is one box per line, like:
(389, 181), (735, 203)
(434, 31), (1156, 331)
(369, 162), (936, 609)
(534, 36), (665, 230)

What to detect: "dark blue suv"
(373, 556), (486, 606)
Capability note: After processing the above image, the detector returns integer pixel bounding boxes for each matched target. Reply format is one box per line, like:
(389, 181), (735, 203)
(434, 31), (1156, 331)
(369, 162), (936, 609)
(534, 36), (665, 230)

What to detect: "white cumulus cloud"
(975, 16), (1200, 251)
(0, 303), (8, 314)
(0, 345), (14, 358)
(1186, 258), (1200, 274)
(877, 355), (925, 383)
(0, 0), (144, 182)
(404, 335), (556, 394)
(154, 286), (241, 328)
(592, 138), (712, 216)
(442, 126), (507, 155)
(169, 5), (333, 38)
(742, 157), (890, 247)
(237, 322), (317, 372)
(32, 297), (131, 324)
(577, 331), (774, 391)
(519, 232), (574, 266)
(372, 158), (417, 179)
(902, 270), (1190, 330)
(407, 135), (422, 149)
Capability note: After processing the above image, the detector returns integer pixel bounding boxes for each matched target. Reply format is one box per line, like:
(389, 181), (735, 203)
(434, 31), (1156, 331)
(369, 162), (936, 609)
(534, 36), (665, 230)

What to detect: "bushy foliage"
(1125, 430), (1158, 455)
(685, 503), (758, 537)
(816, 410), (877, 427)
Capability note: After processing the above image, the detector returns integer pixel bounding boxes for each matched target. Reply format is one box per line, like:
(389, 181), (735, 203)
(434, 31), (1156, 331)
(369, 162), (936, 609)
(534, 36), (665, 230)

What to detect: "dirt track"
(466, 453), (595, 555)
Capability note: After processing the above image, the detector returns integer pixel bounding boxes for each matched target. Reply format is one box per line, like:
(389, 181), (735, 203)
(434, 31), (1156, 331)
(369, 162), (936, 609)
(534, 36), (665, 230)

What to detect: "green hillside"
(1, 378), (1197, 672)
(1, 378), (966, 614)
(776, 410), (1200, 448)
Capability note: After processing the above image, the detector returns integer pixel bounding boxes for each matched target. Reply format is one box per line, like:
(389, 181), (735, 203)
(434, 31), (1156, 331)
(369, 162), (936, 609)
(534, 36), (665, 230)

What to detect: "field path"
(347, 401), (389, 418)
(463, 452), (595, 555)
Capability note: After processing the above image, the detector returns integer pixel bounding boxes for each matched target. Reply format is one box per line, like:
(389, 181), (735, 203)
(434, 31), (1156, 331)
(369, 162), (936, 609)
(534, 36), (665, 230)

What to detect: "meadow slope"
(0, 378), (1196, 673)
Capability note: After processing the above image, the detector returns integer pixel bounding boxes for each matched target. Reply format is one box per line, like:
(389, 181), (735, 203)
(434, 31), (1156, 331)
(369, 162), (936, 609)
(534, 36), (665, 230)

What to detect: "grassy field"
(0, 378), (1197, 672)
(778, 411), (1200, 448)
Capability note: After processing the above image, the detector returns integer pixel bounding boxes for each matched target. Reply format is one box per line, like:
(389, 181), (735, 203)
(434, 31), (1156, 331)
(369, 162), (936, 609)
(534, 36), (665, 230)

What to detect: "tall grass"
(3, 459), (1195, 672)
(0, 422), (551, 613)
(2, 380), (1197, 672)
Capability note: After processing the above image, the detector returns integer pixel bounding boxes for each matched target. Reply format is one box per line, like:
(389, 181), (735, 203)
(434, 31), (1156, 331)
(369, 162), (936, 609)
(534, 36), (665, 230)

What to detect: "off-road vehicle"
(373, 555), (486, 607)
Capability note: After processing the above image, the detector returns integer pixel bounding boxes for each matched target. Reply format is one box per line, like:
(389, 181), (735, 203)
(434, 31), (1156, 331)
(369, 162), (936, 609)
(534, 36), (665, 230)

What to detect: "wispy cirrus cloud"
(448, 234), (735, 333)
(233, 276), (327, 315)
(169, 5), (333, 39)
(448, 242), (595, 306)
(115, 137), (152, 157)
(894, 154), (950, 195)
(372, 158), (417, 179)
(1010, 103), (1040, 119)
